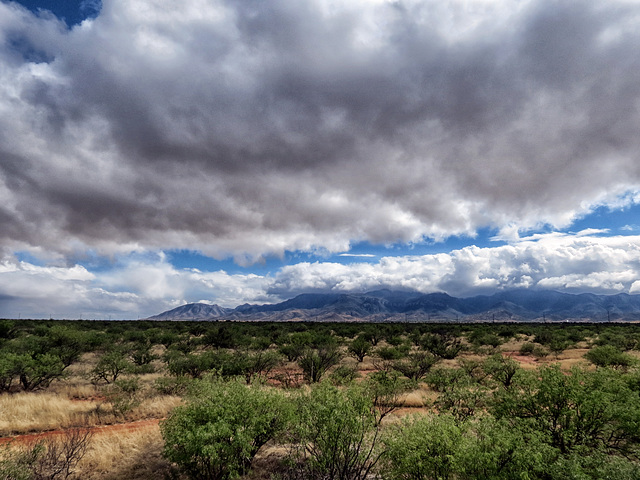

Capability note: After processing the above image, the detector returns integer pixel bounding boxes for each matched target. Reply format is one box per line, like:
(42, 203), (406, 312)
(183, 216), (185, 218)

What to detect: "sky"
(1, 0), (640, 319)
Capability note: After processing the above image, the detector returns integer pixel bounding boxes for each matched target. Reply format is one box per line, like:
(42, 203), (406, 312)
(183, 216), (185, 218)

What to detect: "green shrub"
(329, 365), (360, 386)
(153, 376), (193, 396)
(348, 336), (373, 362)
(585, 345), (636, 370)
(519, 342), (536, 355)
(492, 365), (640, 457)
(14, 353), (66, 391)
(381, 414), (463, 480)
(91, 350), (132, 384)
(483, 354), (520, 389)
(392, 351), (439, 381)
(289, 382), (381, 480)
(162, 377), (292, 480)
(298, 346), (342, 383)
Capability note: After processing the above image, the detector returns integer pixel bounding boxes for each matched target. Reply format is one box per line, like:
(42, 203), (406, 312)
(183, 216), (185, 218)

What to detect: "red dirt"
(503, 351), (538, 365)
(0, 419), (160, 446)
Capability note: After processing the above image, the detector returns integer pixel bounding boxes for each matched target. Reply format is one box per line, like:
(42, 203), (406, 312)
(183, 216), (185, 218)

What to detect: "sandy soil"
(0, 419), (160, 446)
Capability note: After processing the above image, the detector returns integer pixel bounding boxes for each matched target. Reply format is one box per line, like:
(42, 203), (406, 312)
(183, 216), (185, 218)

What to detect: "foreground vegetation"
(1, 319), (640, 479)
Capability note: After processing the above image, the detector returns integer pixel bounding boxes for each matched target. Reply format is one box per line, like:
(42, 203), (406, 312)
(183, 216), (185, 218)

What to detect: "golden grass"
(77, 424), (173, 480)
(0, 393), (99, 436)
(125, 395), (182, 421)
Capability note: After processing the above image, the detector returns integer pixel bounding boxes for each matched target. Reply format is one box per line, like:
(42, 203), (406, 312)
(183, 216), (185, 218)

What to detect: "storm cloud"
(0, 0), (639, 264)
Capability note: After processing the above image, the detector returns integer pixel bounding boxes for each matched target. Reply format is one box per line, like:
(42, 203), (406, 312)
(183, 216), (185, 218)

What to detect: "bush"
(419, 333), (463, 359)
(0, 428), (92, 480)
(162, 377), (292, 480)
(519, 342), (536, 355)
(104, 378), (142, 417)
(14, 353), (66, 391)
(329, 365), (360, 386)
(585, 345), (636, 370)
(298, 346), (343, 383)
(492, 365), (640, 457)
(91, 350), (132, 384)
(392, 351), (439, 381)
(153, 376), (193, 396)
(348, 336), (372, 362)
(288, 382), (382, 480)
(381, 414), (463, 480)
(483, 354), (520, 389)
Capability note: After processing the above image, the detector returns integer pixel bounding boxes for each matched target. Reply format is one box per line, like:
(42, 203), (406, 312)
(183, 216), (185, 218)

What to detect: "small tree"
(290, 382), (382, 480)
(91, 350), (132, 384)
(381, 414), (463, 480)
(585, 345), (636, 370)
(348, 336), (372, 363)
(15, 353), (66, 391)
(483, 354), (521, 389)
(162, 378), (292, 480)
(298, 346), (343, 383)
(392, 351), (439, 381)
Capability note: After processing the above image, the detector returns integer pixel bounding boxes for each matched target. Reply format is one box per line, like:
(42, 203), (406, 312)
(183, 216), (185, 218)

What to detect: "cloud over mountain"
(1, 0), (640, 263)
(4, 231), (640, 318)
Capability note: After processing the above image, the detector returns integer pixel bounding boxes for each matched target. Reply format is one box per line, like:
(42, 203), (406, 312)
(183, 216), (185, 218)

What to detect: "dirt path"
(0, 418), (160, 445)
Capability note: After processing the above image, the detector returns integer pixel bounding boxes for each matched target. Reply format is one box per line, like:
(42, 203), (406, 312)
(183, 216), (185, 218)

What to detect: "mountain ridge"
(147, 289), (640, 322)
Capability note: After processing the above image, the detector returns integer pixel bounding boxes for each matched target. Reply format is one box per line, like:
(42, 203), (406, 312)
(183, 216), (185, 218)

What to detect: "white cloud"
(3, 231), (640, 318)
(0, 0), (639, 261)
(271, 232), (640, 297)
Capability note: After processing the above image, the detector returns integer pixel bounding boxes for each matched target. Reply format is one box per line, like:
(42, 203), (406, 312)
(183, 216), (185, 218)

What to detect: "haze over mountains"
(148, 290), (640, 322)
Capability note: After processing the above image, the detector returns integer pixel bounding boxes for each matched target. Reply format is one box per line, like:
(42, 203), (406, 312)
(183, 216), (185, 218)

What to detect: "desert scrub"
(161, 376), (292, 480)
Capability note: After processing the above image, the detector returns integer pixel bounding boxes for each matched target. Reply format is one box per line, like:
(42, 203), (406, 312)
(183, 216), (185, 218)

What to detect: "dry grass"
(124, 394), (183, 421)
(77, 423), (174, 480)
(0, 393), (100, 436)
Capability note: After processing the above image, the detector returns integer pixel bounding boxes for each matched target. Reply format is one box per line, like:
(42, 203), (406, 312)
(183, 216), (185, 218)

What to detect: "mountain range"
(147, 289), (640, 322)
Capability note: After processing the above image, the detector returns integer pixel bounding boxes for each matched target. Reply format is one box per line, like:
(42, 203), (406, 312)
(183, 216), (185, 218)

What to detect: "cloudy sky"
(2, 0), (640, 319)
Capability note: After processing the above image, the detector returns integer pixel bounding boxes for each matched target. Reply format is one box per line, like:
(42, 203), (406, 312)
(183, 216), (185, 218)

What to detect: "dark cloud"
(1, 0), (640, 260)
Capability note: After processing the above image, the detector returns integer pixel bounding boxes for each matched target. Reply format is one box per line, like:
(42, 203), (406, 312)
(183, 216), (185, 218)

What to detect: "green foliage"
(153, 375), (193, 396)
(426, 367), (470, 393)
(595, 331), (638, 351)
(467, 329), (503, 349)
(202, 324), (243, 349)
(14, 353), (66, 391)
(381, 414), (463, 480)
(585, 345), (636, 370)
(365, 370), (412, 422)
(128, 339), (158, 366)
(348, 336), (373, 362)
(483, 354), (520, 389)
(492, 365), (640, 457)
(235, 350), (282, 384)
(290, 382), (381, 480)
(419, 333), (463, 359)
(0, 320), (16, 340)
(0, 351), (21, 391)
(434, 383), (489, 423)
(455, 416), (546, 480)
(278, 332), (315, 361)
(298, 346), (343, 383)
(519, 342), (536, 355)
(91, 350), (132, 384)
(375, 346), (406, 361)
(165, 350), (238, 379)
(0, 442), (41, 480)
(104, 377), (142, 417)
(329, 365), (361, 386)
(392, 351), (439, 381)
(161, 377), (291, 480)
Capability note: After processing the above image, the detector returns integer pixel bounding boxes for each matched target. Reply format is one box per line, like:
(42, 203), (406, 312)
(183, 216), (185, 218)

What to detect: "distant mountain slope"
(147, 303), (232, 320)
(148, 290), (640, 322)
